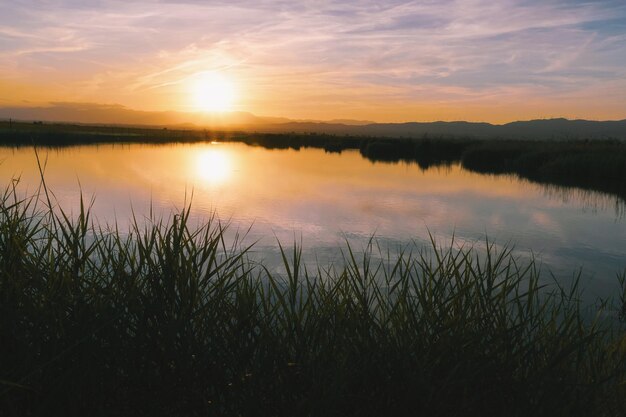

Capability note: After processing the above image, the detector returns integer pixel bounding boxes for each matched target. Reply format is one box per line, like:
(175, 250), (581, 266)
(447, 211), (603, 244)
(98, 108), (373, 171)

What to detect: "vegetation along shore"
(1, 120), (626, 201)
(0, 179), (625, 416)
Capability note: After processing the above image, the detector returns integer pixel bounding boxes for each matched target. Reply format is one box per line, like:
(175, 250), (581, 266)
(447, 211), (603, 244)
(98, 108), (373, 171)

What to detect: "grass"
(460, 140), (626, 198)
(0, 177), (625, 417)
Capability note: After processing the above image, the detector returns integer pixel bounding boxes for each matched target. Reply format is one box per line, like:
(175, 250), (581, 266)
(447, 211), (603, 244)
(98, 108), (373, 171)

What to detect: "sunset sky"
(1, 0), (625, 123)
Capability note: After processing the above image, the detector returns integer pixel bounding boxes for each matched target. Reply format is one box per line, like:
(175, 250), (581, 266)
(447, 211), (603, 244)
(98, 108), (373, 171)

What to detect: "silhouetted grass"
(461, 140), (626, 199)
(0, 120), (360, 150)
(0, 120), (217, 146)
(0, 179), (624, 417)
(361, 136), (476, 168)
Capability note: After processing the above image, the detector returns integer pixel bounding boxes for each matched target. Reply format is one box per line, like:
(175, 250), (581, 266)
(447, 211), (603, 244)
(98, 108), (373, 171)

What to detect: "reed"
(0, 180), (624, 416)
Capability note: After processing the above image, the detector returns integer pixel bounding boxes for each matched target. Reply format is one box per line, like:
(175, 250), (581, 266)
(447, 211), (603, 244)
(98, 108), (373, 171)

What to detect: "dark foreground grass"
(0, 181), (625, 417)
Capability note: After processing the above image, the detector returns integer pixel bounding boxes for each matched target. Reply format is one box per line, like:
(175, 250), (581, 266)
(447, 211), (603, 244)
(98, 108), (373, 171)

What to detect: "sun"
(191, 72), (236, 112)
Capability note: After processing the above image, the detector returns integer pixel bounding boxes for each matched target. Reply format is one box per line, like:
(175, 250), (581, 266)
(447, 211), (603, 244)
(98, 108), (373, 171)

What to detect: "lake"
(1, 141), (625, 301)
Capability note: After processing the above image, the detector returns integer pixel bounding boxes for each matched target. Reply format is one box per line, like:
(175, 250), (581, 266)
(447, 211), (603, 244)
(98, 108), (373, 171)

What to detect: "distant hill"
(0, 102), (289, 128)
(263, 119), (626, 140)
(1, 102), (625, 140)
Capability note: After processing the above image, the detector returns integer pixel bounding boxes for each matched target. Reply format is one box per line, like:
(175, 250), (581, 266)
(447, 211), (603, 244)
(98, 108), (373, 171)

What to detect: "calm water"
(1, 142), (625, 300)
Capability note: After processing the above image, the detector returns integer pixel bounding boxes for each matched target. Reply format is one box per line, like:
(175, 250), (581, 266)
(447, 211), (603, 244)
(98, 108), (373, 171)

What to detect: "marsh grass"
(0, 178), (625, 416)
(460, 140), (626, 197)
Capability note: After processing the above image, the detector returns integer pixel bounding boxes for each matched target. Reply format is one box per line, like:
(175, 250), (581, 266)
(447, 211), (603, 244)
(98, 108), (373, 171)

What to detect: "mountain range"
(2, 102), (626, 140)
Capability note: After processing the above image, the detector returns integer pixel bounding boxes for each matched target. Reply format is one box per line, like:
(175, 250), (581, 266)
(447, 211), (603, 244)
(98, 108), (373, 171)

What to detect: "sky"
(1, 0), (626, 123)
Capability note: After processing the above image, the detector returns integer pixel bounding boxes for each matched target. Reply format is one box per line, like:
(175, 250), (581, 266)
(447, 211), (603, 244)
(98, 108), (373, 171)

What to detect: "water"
(1, 142), (625, 300)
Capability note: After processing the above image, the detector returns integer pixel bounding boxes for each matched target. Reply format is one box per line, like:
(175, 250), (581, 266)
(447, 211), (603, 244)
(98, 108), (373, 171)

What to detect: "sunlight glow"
(194, 146), (233, 184)
(191, 72), (236, 112)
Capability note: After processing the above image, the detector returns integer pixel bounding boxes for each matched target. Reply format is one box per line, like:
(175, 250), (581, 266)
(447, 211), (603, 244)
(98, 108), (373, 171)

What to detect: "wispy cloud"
(0, 0), (625, 121)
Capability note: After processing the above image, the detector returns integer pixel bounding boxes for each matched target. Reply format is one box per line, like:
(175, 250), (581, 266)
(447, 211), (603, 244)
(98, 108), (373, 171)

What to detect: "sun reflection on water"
(194, 145), (233, 184)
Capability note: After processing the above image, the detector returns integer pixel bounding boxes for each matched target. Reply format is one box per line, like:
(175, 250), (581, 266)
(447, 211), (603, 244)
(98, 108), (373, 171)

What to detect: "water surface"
(1, 142), (624, 300)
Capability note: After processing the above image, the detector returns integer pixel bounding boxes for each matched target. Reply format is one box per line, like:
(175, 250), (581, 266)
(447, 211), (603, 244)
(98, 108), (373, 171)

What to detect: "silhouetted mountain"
(494, 118), (626, 140)
(293, 118), (374, 126)
(264, 119), (626, 140)
(0, 102), (289, 128)
(1, 103), (625, 140)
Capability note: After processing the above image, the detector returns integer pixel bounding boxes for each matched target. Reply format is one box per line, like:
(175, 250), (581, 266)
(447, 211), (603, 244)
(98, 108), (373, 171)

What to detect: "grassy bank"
(459, 140), (626, 199)
(359, 138), (626, 199)
(0, 181), (625, 417)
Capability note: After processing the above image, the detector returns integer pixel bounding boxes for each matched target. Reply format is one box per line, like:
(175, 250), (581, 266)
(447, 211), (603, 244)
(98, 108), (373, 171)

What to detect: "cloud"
(0, 0), (625, 121)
